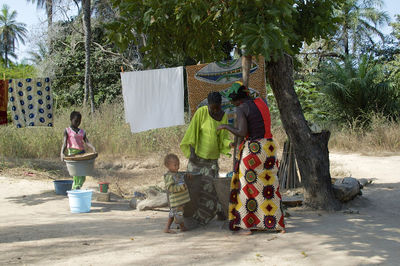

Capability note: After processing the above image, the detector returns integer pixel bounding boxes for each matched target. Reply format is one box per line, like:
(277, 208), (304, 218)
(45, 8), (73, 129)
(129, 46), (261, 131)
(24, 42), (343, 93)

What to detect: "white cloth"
(121, 67), (184, 133)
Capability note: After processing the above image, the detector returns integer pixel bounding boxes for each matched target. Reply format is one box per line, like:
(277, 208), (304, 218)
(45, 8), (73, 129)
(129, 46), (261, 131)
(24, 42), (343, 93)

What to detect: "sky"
(1, 0), (400, 63)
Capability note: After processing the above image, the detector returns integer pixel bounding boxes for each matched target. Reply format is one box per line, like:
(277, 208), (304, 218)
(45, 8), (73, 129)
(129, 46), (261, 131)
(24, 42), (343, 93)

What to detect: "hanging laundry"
(121, 67), (184, 133)
(0, 80), (8, 125)
(8, 78), (54, 128)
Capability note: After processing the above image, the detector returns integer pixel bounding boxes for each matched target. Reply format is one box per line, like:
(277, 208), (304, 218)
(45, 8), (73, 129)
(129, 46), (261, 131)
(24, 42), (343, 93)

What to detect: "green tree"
(390, 14), (400, 41)
(27, 41), (48, 65)
(82, 0), (94, 113)
(45, 18), (122, 107)
(108, 0), (348, 210)
(27, 0), (54, 28)
(318, 55), (400, 122)
(335, 0), (390, 55)
(0, 4), (27, 67)
(384, 15), (400, 96)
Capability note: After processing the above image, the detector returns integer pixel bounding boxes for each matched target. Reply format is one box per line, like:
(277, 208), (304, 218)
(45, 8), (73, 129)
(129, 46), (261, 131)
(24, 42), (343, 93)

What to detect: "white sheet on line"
(121, 67), (185, 133)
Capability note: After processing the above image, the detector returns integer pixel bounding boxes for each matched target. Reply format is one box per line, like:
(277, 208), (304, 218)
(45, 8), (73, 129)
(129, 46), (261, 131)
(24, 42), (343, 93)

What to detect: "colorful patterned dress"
(229, 98), (285, 231)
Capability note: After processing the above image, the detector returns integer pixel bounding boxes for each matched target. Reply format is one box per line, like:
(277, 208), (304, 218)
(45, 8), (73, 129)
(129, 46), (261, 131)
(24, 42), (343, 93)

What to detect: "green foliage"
(317, 55), (400, 122)
(108, 0), (344, 65)
(390, 14), (400, 41)
(331, 0), (389, 55)
(267, 80), (327, 125)
(49, 20), (122, 107)
(386, 54), (400, 92)
(0, 62), (36, 79)
(0, 4), (28, 66)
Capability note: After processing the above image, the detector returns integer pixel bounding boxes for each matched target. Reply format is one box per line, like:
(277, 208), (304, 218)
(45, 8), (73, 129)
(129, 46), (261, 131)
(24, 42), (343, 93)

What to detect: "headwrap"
(221, 81), (250, 100)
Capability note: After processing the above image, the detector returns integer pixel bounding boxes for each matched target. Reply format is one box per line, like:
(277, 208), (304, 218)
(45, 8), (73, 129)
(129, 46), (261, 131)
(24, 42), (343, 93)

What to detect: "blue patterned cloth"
(8, 78), (53, 128)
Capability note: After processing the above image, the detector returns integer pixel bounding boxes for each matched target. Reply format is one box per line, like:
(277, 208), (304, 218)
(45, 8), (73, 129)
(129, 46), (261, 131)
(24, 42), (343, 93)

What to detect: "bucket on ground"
(65, 159), (95, 177)
(53, 180), (73, 195)
(98, 182), (109, 193)
(67, 190), (93, 213)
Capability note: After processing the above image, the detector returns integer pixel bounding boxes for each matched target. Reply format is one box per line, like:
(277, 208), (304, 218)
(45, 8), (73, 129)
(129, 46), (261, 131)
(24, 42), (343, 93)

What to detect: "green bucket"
(98, 182), (109, 193)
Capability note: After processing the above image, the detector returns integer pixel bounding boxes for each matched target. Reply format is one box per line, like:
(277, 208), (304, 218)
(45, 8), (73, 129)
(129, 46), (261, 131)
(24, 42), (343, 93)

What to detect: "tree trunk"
(4, 41), (8, 67)
(46, 0), (53, 53)
(241, 55), (252, 87)
(266, 54), (341, 211)
(344, 25), (349, 55)
(46, 0), (52, 29)
(82, 0), (94, 113)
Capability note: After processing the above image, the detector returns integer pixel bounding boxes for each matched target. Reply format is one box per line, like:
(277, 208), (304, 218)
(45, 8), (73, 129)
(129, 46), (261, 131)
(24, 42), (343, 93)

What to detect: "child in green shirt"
(163, 154), (191, 233)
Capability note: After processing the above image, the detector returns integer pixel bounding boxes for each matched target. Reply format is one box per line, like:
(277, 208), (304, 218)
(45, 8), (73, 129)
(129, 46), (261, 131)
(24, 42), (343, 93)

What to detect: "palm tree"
(27, 41), (48, 65)
(0, 5), (27, 67)
(318, 55), (399, 121)
(82, 0), (94, 113)
(27, 0), (53, 29)
(337, 0), (390, 55)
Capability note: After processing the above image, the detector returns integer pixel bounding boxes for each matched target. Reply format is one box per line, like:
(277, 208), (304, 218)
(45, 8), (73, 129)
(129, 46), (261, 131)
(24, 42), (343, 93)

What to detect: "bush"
(317, 56), (400, 123)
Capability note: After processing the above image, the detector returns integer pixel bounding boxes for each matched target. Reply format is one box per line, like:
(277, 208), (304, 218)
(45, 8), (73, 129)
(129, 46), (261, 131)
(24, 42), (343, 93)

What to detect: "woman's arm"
(60, 130), (67, 161)
(217, 106), (248, 137)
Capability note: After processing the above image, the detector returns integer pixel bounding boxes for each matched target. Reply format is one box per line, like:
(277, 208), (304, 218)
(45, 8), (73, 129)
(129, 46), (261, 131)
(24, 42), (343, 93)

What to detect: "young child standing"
(60, 111), (96, 190)
(163, 153), (191, 233)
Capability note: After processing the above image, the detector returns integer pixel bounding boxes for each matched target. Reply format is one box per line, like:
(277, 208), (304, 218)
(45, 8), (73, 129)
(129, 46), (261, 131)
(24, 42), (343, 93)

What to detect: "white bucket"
(65, 159), (95, 176)
(67, 190), (93, 213)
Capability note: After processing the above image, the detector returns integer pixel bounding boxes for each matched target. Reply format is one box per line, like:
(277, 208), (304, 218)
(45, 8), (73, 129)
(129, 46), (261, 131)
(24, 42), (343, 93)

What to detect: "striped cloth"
(164, 172), (190, 208)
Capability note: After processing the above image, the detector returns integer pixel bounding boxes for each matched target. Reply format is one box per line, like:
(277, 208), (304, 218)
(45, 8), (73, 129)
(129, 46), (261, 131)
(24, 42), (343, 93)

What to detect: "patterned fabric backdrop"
(9, 78), (54, 128)
(0, 80), (8, 125)
(186, 56), (266, 124)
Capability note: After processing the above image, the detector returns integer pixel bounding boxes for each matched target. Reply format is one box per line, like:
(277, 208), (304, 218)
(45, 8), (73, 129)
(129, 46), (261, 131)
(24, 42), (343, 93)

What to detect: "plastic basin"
(53, 180), (73, 195)
(65, 159), (95, 177)
(67, 190), (93, 213)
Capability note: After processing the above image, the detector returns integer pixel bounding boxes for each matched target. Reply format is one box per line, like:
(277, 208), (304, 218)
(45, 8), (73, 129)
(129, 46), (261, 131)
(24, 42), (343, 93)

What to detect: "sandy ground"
(0, 153), (399, 266)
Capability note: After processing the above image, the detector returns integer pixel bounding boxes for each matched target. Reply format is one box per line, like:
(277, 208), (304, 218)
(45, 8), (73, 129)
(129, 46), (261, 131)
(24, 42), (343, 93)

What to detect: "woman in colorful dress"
(218, 82), (285, 234)
(180, 91), (232, 225)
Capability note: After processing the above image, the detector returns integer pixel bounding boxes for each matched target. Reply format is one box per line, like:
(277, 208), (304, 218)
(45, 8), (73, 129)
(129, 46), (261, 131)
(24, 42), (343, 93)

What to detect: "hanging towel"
(9, 78), (54, 128)
(0, 80), (8, 125)
(121, 67), (184, 133)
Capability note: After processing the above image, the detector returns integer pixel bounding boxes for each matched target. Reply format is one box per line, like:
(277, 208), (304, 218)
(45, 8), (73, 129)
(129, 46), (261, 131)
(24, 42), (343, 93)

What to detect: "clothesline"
(3, 72), (122, 80)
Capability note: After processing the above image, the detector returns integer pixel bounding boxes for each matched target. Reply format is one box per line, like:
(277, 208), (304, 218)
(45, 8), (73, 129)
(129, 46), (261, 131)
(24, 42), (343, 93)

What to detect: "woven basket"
(64, 152), (98, 161)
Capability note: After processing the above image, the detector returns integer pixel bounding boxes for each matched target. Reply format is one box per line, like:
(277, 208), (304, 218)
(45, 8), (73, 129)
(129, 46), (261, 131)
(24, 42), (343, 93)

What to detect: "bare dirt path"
(0, 153), (399, 265)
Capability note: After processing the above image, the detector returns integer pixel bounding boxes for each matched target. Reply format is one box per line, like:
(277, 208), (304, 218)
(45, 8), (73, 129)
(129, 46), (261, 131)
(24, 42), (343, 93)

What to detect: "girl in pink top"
(60, 111), (96, 189)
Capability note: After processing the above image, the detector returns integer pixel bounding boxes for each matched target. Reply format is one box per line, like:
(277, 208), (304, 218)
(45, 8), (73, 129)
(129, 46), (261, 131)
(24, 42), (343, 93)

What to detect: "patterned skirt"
(229, 138), (285, 231)
(187, 157), (221, 225)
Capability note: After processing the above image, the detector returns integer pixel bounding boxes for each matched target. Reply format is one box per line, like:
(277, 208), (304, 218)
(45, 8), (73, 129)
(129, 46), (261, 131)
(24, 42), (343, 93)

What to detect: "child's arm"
(84, 133), (96, 153)
(164, 174), (187, 193)
(60, 129), (67, 161)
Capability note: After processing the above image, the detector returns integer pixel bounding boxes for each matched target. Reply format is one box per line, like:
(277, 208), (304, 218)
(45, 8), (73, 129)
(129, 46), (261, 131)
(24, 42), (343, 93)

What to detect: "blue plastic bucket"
(53, 180), (73, 195)
(67, 190), (93, 213)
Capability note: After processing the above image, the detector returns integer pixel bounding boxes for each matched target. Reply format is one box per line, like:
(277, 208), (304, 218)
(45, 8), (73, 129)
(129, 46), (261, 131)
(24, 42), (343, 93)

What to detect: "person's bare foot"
(178, 223), (188, 232)
(279, 229), (286, 234)
(164, 228), (177, 234)
(180, 226), (188, 232)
